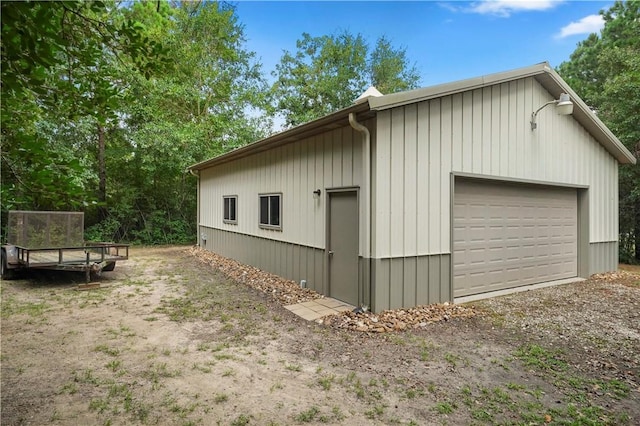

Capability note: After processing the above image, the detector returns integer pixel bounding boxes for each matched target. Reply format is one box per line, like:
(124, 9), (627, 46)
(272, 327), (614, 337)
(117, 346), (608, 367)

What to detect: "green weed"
(214, 393), (229, 404)
(94, 344), (120, 357)
(230, 414), (251, 426)
(364, 404), (385, 419)
(295, 406), (319, 422)
(433, 401), (456, 414)
(106, 360), (122, 372)
(285, 363), (302, 372)
(317, 374), (335, 391)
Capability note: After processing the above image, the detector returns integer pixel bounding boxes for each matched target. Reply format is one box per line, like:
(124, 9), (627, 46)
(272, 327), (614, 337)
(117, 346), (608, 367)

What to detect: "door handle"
(328, 250), (334, 256)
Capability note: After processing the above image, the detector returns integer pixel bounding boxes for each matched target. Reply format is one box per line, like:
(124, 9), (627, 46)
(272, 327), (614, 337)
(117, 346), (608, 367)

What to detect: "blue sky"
(234, 0), (611, 87)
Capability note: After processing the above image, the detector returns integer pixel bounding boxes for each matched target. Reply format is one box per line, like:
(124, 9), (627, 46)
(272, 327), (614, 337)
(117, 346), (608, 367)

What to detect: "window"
(259, 193), (281, 229)
(223, 196), (237, 224)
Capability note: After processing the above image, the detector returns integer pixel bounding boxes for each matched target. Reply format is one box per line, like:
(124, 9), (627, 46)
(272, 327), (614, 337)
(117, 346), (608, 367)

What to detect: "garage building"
(188, 62), (635, 312)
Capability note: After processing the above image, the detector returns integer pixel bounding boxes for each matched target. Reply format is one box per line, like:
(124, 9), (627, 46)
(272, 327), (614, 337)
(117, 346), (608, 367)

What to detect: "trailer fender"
(90, 260), (115, 276)
(2, 245), (19, 264)
(1, 247), (19, 280)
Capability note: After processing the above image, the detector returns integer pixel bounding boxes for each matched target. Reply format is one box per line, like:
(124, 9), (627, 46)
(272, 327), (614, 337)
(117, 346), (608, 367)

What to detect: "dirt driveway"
(2, 246), (639, 425)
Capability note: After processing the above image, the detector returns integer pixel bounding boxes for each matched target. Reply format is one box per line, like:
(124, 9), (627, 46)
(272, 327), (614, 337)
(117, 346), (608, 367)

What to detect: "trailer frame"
(1, 211), (129, 282)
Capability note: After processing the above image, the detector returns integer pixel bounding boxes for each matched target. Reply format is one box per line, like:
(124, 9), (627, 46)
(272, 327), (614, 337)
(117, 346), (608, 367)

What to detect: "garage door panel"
(454, 180), (577, 297)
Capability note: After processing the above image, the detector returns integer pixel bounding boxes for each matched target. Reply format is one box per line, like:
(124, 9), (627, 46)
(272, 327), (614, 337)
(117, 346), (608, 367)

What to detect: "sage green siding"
(589, 241), (619, 275)
(199, 226), (326, 294)
(371, 254), (451, 311)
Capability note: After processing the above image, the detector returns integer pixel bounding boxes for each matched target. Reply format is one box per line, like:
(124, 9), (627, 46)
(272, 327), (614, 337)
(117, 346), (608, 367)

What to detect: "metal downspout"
(348, 113), (372, 309)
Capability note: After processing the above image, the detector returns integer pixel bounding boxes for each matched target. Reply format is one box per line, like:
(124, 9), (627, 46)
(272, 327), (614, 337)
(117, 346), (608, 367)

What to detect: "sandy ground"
(1, 246), (638, 425)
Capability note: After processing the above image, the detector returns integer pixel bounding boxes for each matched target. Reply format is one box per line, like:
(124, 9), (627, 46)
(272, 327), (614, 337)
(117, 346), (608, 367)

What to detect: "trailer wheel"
(102, 261), (116, 272)
(1, 249), (17, 280)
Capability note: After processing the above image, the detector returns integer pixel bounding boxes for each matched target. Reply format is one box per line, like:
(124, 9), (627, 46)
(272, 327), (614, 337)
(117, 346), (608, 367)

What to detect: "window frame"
(223, 195), (238, 225)
(258, 193), (282, 230)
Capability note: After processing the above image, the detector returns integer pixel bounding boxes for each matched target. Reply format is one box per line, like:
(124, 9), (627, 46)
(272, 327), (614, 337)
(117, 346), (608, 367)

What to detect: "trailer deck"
(13, 244), (129, 281)
(16, 244), (129, 268)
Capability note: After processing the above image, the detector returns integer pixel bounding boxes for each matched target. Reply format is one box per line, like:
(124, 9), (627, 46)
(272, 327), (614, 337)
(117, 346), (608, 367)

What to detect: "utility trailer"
(1, 211), (128, 282)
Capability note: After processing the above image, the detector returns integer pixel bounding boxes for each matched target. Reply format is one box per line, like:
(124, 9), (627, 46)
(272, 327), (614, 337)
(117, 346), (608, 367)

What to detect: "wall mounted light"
(313, 189), (321, 198)
(530, 93), (573, 131)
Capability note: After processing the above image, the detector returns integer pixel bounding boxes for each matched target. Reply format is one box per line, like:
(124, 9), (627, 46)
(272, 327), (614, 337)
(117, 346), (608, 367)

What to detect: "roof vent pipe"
(354, 86), (383, 104)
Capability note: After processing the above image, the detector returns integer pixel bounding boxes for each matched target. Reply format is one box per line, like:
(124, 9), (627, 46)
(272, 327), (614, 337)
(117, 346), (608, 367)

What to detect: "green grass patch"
(295, 406), (320, 422)
(317, 374), (335, 391)
(214, 393), (229, 404)
(230, 414), (251, 426)
(433, 401), (456, 414)
(94, 344), (120, 357)
(285, 363), (302, 372)
(1, 296), (49, 318)
(515, 344), (568, 372)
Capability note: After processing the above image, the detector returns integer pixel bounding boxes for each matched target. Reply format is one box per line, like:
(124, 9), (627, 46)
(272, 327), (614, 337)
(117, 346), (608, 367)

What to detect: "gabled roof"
(189, 62), (635, 171)
(368, 62), (635, 165)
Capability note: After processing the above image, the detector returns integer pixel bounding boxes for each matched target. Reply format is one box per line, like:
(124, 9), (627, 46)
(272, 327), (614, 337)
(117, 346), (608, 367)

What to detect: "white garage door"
(453, 179), (577, 298)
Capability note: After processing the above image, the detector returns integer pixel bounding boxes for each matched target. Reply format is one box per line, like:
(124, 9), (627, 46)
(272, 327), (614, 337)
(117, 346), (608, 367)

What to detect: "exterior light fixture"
(530, 93), (573, 130)
(313, 189), (321, 198)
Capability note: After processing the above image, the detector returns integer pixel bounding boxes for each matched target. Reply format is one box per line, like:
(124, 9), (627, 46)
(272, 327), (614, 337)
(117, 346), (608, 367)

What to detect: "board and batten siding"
(198, 121), (372, 291)
(371, 76), (618, 310)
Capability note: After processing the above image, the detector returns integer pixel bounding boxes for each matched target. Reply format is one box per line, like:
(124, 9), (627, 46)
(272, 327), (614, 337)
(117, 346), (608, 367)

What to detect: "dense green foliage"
(2, 1), (167, 213)
(557, 1), (640, 262)
(271, 32), (420, 127)
(1, 1), (268, 244)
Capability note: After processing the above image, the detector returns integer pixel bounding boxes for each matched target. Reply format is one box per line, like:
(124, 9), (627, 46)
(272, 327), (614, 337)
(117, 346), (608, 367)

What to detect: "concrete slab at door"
(328, 191), (359, 306)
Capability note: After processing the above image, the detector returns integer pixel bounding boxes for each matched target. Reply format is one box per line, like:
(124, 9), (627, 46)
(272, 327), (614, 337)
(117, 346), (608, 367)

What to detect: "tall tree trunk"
(635, 200), (640, 263)
(97, 123), (107, 220)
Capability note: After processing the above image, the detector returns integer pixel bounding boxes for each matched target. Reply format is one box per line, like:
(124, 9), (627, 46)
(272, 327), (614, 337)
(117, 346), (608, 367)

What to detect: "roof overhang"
(189, 62), (635, 171)
(189, 102), (373, 171)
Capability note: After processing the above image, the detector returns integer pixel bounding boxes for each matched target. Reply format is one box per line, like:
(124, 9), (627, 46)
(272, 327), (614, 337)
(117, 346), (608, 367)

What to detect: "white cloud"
(469, 0), (562, 17)
(557, 14), (605, 38)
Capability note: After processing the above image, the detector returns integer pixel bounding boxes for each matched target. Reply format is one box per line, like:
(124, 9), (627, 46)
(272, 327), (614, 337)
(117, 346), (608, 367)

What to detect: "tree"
(1, 1), (269, 244)
(1, 1), (169, 225)
(369, 36), (420, 94)
(271, 32), (420, 127)
(1, 1), (167, 114)
(85, 1), (270, 244)
(557, 0), (640, 262)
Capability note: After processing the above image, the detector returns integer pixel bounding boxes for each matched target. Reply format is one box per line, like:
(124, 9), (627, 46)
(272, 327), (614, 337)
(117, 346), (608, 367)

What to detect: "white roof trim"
(369, 63), (551, 111)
